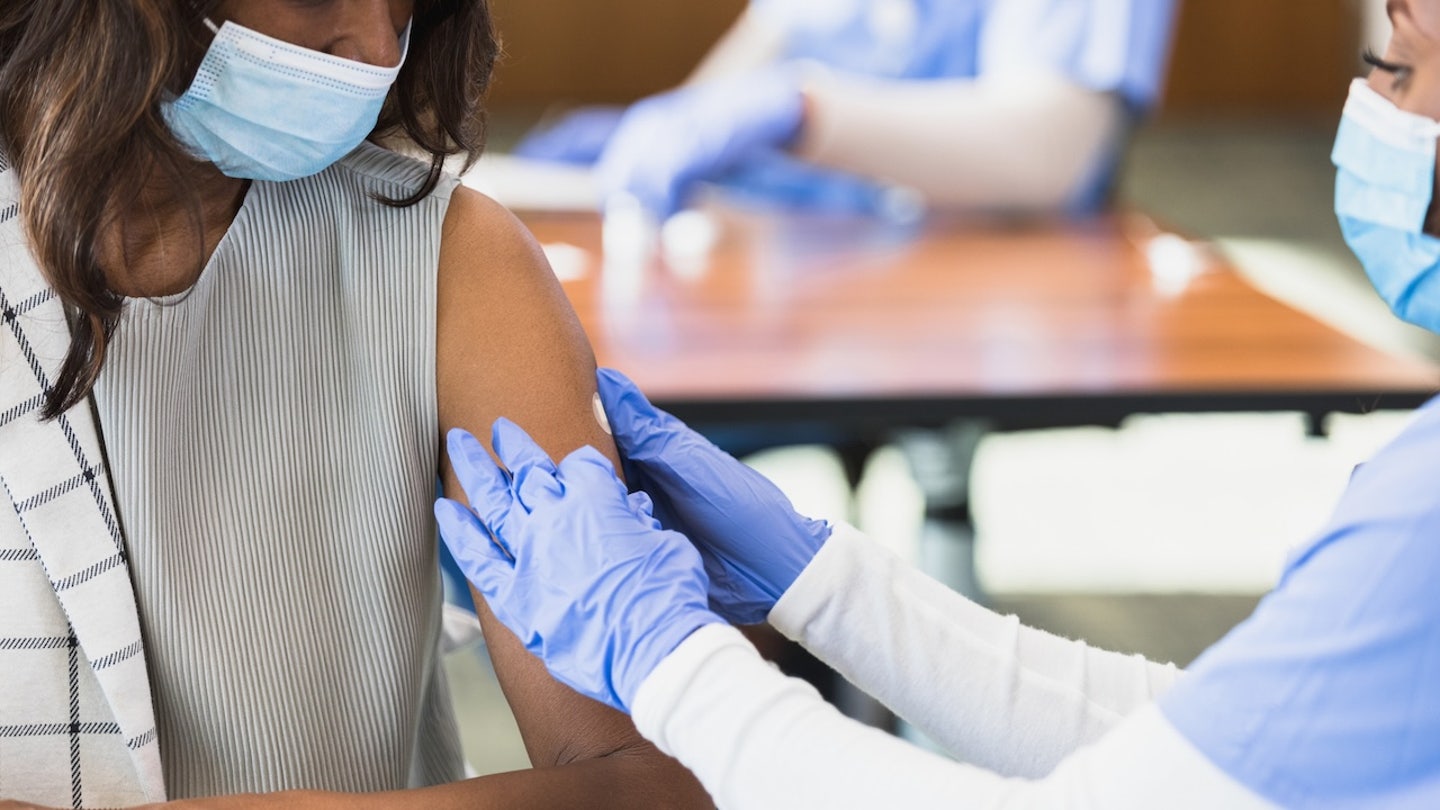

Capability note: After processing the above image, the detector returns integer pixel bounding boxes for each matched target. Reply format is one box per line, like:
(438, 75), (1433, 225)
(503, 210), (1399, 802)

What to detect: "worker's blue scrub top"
(726, 0), (1179, 213)
(1162, 395), (1440, 808)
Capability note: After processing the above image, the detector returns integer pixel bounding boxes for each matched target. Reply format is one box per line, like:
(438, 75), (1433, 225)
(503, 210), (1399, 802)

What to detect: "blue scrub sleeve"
(1160, 397), (1440, 809)
(979, 0), (1179, 111)
(753, 0), (986, 79)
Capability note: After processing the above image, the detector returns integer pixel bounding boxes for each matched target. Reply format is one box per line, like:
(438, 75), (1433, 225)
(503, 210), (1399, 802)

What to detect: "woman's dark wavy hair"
(0, 0), (497, 419)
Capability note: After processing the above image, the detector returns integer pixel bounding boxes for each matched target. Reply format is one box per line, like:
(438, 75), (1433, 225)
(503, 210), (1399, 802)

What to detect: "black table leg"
(897, 419), (992, 604)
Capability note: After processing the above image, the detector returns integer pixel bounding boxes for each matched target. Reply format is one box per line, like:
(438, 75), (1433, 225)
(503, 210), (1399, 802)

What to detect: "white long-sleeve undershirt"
(631, 524), (1275, 809)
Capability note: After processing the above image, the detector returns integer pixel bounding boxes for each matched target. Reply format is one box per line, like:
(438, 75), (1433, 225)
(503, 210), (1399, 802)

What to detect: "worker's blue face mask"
(1333, 78), (1440, 332)
(161, 18), (410, 182)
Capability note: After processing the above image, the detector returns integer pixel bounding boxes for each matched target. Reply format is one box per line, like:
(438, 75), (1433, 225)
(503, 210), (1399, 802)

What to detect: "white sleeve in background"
(633, 625), (1275, 810)
(770, 524), (1182, 778)
(796, 70), (1126, 211)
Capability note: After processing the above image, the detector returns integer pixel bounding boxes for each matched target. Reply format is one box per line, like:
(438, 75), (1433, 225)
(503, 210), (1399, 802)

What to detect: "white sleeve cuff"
(768, 520), (867, 639)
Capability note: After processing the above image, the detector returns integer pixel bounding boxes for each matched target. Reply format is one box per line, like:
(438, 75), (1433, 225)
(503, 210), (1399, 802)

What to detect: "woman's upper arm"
(435, 186), (643, 765)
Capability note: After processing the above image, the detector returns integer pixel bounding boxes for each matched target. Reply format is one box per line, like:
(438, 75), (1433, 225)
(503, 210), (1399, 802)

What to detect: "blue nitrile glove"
(435, 420), (723, 713)
(595, 67), (806, 220)
(512, 106), (627, 165)
(597, 369), (832, 625)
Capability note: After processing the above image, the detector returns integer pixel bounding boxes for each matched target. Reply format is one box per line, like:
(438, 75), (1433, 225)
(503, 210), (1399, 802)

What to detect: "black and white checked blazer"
(0, 158), (166, 806)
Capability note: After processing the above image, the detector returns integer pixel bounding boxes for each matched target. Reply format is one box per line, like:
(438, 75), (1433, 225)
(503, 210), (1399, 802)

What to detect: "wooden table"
(533, 209), (1440, 717)
(528, 210), (1440, 432)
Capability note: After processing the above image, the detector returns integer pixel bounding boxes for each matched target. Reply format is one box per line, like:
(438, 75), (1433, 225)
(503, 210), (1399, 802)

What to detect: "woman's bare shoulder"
(435, 184), (606, 465)
(439, 185), (553, 292)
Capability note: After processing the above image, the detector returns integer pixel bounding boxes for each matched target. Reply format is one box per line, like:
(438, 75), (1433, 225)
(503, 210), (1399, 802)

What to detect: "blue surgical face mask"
(1333, 78), (1440, 332)
(161, 18), (411, 182)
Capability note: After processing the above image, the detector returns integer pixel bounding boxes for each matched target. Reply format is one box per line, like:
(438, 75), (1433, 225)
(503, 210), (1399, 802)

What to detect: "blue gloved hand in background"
(435, 420), (722, 713)
(597, 368), (832, 625)
(595, 67), (807, 220)
(512, 105), (627, 166)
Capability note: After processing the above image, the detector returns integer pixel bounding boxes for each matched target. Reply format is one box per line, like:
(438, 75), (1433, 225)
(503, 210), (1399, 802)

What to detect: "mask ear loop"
(160, 17), (222, 104)
(396, 18), (414, 67)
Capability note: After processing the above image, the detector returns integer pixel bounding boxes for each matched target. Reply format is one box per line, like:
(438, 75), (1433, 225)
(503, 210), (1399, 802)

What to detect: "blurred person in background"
(515, 0), (1179, 221)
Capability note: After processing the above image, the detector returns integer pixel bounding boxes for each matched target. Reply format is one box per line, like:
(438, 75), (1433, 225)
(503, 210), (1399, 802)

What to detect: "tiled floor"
(445, 120), (1436, 773)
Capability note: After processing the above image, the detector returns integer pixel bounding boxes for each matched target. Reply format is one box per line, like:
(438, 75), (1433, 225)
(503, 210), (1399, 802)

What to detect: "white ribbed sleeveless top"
(93, 144), (464, 797)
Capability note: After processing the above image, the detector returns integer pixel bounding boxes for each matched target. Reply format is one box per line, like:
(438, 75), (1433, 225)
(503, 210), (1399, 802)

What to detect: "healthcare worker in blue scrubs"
(437, 3), (1440, 807)
(515, 0), (1179, 219)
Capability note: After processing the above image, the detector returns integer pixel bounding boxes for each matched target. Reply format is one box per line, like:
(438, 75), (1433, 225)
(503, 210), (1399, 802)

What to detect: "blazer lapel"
(0, 171), (167, 802)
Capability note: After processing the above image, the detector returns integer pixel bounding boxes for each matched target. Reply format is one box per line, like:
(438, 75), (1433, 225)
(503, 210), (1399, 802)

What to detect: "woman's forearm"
(770, 524), (1182, 777)
(371, 751), (709, 810)
(155, 750), (712, 810)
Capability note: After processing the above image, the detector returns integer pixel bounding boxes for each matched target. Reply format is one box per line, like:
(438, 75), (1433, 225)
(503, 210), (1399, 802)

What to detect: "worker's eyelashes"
(1364, 49), (1414, 89)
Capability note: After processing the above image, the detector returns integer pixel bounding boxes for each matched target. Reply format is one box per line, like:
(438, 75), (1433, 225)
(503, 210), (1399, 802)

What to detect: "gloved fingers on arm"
(553, 444), (674, 540)
(555, 444), (632, 502)
(598, 367), (784, 504)
(491, 417), (565, 509)
(435, 497), (515, 592)
(447, 427), (518, 554)
(594, 367), (830, 624)
(434, 497), (536, 656)
(595, 368), (652, 483)
(596, 368), (697, 464)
